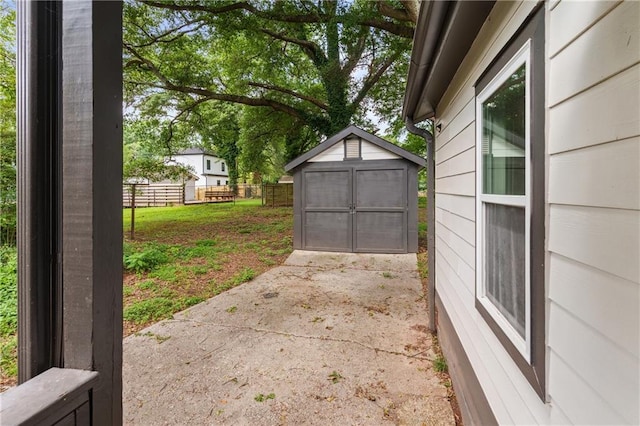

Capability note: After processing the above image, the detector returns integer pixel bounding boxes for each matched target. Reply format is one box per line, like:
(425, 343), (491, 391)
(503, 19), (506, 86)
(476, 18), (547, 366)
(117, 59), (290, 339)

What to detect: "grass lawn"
(122, 199), (293, 335)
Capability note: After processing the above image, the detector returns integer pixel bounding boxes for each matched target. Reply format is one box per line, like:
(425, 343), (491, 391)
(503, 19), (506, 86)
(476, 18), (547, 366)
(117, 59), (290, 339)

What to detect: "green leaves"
(123, 0), (416, 180)
(0, 2), (16, 246)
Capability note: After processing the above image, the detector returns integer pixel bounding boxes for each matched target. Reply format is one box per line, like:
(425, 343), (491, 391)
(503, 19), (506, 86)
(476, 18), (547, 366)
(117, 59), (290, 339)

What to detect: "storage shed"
(285, 125), (426, 253)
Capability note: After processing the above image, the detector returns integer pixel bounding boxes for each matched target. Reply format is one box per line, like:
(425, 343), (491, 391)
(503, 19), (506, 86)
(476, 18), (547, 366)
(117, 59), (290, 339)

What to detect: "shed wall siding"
(433, 1), (640, 425)
(547, 2), (640, 424)
(308, 139), (401, 162)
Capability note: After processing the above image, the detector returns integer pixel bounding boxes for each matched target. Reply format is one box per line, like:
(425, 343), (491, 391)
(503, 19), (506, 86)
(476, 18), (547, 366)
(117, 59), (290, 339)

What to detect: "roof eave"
(403, 0), (496, 123)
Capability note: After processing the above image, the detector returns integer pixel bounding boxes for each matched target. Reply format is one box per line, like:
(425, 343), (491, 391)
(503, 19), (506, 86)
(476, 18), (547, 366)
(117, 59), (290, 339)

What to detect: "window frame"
(343, 137), (362, 160)
(475, 41), (532, 360)
(221, 161), (225, 172)
(473, 5), (546, 401)
(206, 159), (211, 170)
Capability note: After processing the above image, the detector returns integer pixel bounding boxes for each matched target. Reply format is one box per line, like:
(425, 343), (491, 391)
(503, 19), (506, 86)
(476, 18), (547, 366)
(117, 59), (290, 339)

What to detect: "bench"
(204, 190), (235, 203)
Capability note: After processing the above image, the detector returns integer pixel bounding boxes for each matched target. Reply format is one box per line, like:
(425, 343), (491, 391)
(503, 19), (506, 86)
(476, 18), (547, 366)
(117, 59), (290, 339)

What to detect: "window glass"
(482, 64), (526, 196)
(484, 203), (526, 337)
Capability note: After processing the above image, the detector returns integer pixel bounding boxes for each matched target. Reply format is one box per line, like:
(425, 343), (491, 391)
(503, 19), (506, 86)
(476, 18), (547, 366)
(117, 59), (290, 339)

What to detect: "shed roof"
(402, 1), (495, 122)
(284, 125), (427, 171)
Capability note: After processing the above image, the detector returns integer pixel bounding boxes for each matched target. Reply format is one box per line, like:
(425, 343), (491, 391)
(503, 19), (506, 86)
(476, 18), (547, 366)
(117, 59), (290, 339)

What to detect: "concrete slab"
(123, 251), (454, 425)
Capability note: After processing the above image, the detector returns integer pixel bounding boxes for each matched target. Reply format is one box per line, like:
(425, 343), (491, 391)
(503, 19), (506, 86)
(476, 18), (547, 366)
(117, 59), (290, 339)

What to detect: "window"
(217, 179), (220, 186)
(206, 159), (211, 170)
(344, 137), (361, 159)
(221, 162), (225, 172)
(476, 44), (530, 356)
(474, 6), (545, 399)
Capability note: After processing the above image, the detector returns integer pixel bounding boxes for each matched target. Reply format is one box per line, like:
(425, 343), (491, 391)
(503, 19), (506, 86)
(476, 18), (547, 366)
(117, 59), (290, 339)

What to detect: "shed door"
(353, 167), (407, 253)
(302, 169), (353, 251)
(302, 165), (407, 253)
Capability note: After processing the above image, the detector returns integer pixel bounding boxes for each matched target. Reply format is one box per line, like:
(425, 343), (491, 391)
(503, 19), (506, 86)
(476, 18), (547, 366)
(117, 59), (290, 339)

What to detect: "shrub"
(0, 335), (17, 378)
(123, 244), (169, 273)
(0, 246), (17, 337)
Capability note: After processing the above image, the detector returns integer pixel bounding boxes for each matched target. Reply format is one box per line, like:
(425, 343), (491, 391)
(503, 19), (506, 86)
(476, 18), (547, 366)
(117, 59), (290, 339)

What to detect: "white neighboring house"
(404, 1), (639, 425)
(171, 148), (230, 190)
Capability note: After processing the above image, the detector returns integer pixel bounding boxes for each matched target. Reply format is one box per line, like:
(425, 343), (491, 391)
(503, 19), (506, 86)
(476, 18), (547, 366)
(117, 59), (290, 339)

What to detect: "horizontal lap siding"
(548, 1), (640, 424)
(433, 1), (550, 424)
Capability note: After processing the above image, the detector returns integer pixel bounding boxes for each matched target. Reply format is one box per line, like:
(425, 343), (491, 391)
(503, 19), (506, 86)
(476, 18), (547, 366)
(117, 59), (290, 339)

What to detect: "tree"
(123, 0), (417, 167)
(123, 117), (196, 183)
(0, 2), (16, 246)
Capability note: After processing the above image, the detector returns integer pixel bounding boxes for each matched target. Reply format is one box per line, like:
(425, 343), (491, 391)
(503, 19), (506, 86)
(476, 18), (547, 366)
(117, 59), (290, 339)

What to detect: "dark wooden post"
(60, 2), (123, 423)
(17, 0), (63, 383)
(15, 1), (123, 424)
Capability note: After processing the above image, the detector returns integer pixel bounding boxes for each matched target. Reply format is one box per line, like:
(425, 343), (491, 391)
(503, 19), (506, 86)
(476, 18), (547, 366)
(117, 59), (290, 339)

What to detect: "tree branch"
(260, 29), (326, 66)
(141, 1), (251, 14)
(376, 1), (413, 23)
(342, 29), (368, 76)
(351, 49), (404, 108)
(359, 19), (414, 38)
(399, 0), (420, 24)
(141, 1), (414, 39)
(130, 19), (207, 48)
(248, 82), (328, 110)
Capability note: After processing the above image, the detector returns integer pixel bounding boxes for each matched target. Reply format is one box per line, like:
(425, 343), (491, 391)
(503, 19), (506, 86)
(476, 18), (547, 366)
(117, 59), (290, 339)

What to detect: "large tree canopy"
(124, 0), (418, 168)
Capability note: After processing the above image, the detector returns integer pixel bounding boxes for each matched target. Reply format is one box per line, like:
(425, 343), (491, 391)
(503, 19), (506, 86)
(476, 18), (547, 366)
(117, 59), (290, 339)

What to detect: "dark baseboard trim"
(436, 294), (498, 426)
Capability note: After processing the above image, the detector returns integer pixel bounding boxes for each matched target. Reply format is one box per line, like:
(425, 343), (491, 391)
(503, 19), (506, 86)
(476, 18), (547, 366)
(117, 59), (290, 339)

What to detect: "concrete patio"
(123, 251), (454, 425)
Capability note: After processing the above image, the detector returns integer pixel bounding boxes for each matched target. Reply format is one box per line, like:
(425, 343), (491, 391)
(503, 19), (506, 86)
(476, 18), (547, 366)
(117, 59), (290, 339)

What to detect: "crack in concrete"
(163, 318), (432, 362)
(280, 263), (420, 275)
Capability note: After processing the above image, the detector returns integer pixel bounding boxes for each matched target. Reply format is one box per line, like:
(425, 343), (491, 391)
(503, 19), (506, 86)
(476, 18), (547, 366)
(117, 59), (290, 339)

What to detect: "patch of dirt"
(0, 373), (16, 393)
(418, 204), (464, 425)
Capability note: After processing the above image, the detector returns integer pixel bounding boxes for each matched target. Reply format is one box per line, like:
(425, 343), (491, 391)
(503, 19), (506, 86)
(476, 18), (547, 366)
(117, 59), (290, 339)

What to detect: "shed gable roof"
(284, 125), (427, 171)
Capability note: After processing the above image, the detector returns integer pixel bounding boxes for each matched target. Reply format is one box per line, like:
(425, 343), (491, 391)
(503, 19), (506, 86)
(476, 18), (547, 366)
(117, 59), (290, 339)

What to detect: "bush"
(0, 246), (17, 337)
(123, 244), (169, 273)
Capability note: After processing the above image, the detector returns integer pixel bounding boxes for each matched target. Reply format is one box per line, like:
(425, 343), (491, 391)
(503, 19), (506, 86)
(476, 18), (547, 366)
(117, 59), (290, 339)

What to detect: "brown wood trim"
(436, 295), (498, 426)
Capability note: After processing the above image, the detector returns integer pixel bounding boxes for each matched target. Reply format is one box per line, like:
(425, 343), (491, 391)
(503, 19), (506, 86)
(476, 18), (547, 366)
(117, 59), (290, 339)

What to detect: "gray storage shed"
(285, 125), (426, 253)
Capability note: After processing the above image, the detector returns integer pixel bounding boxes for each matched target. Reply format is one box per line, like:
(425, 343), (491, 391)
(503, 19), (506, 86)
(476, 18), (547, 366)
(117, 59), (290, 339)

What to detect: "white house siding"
(202, 154), (227, 176)
(309, 139), (401, 162)
(433, 0), (640, 424)
(547, 1), (640, 425)
(172, 153), (228, 187)
(171, 154), (203, 179)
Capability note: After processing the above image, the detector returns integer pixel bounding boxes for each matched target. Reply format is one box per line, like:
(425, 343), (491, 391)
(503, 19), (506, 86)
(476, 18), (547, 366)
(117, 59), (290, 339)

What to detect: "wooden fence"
(123, 184), (184, 207)
(262, 183), (293, 207)
(195, 184), (262, 201)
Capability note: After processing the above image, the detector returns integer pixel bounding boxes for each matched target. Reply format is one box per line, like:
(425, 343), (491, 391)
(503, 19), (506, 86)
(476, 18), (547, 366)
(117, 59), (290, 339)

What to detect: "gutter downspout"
(405, 116), (436, 333)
